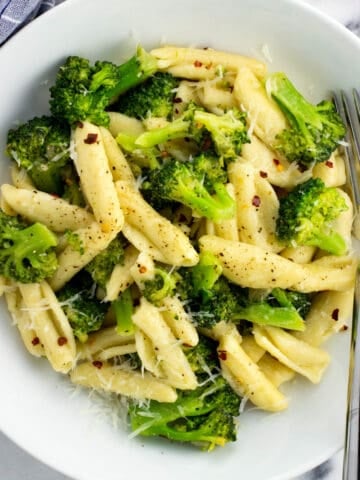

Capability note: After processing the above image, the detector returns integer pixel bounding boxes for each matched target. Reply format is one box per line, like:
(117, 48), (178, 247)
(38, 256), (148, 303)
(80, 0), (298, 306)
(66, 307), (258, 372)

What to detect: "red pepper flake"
(341, 325), (348, 331)
(93, 360), (103, 369)
(273, 158), (280, 166)
(173, 97), (182, 103)
(325, 160), (334, 168)
(139, 265), (147, 274)
(76, 121), (84, 128)
(31, 337), (40, 346)
(331, 308), (339, 321)
(57, 336), (68, 346)
(218, 350), (227, 361)
(84, 133), (98, 144)
(252, 195), (261, 207)
(194, 60), (203, 67)
(259, 170), (268, 178)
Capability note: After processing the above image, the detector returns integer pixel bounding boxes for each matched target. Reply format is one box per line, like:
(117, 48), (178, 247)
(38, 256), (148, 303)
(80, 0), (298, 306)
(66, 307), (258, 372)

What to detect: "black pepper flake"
(259, 171), (268, 178)
(194, 60), (203, 67)
(173, 97), (182, 103)
(31, 337), (40, 346)
(331, 308), (339, 321)
(57, 336), (68, 346)
(84, 133), (98, 144)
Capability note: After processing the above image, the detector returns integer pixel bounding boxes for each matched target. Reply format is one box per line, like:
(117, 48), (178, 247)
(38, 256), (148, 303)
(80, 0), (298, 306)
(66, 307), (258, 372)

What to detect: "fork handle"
(343, 275), (360, 479)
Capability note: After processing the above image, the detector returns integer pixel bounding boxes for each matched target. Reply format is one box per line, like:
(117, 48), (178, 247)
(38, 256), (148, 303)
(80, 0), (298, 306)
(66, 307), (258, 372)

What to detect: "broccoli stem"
(113, 288), (134, 335)
(110, 47), (158, 99)
(267, 72), (322, 132)
(232, 303), (305, 331)
(305, 230), (347, 256)
(144, 424), (226, 448)
(135, 119), (190, 148)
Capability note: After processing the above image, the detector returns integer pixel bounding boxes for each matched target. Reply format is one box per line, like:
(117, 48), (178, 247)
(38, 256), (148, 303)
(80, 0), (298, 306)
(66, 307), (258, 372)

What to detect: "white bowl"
(0, 1), (359, 479)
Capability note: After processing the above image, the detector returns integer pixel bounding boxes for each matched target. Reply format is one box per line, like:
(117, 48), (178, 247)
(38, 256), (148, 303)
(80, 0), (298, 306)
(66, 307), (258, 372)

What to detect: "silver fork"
(333, 89), (360, 480)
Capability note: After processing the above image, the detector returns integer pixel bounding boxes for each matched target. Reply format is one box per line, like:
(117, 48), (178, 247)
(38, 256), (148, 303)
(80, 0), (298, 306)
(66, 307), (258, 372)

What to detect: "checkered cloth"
(0, 0), (61, 44)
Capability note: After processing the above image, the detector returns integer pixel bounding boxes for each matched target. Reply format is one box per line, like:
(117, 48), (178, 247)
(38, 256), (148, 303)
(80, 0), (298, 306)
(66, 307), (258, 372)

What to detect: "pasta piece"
(280, 245), (316, 264)
(104, 245), (138, 302)
(257, 354), (295, 388)
(4, 287), (45, 357)
(312, 151), (346, 187)
(132, 298), (197, 390)
(79, 326), (135, 360)
(213, 183), (239, 242)
(161, 296), (199, 347)
(135, 328), (163, 377)
(116, 181), (199, 266)
(1, 184), (93, 232)
(196, 83), (236, 114)
(18, 282), (76, 373)
(228, 162), (282, 252)
(253, 325), (330, 383)
(107, 111), (144, 137)
(129, 252), (157, 286)
(199, 235), (357, 292)
(70, 361), (177, 403)
(233, 68), (287, 147)
(240, 134), (312, 188)
(122, 222), (168, 264)
(95, 344), (137, 361)
(240, 335), (265, 363)
(294, 289), (354, 347)
(218, 330), (288, 411)
(73, 121), (123, 234)
(99, 127), (135, 184)
(49, 221), (117, 291)
(172, 81), (199, 117)
(151, 46), (267, 79)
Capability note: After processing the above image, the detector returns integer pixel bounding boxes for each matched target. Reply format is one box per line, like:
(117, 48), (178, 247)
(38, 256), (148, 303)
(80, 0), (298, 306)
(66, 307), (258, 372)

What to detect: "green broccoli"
(142, 266), (179, 305)
(50, 46), (158, 127)
(276, 178), (348, 255)
(6, 116), (71, 194)
(177, 252), (310, 331)
(191, 152), (228, 192)
(57, 271), (108, 342)
(132, 102), (204, 148)
(115, 72), (179, 119)
(0, 210), (58, 283)
(193, 108), (250, 160)
(141, 159), (235, 222)
(184, 335), (220, 381)
(116, 132), (161, 171)
(129, 375), (240, 450)
(112, 287), (134, 336)
(85, 235), (125, 289)
(266, 72), (346, 165)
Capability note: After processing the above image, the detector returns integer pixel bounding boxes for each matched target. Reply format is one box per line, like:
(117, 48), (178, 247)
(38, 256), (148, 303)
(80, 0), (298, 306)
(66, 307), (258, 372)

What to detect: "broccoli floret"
(85, 236), (125, 289)
(57, 271), (108, 342)
(112, 287), (134, 336)
(0, 210), (58, 283)
(129, 376), (240, 450)
(142, 159), (235, 222)
(50, 46), (158, 127)
(142, 266), (179, 305)
(115, 72), (179, 119)
(276, 178), (348, 255)
(266, 72), (346, 165)
(270, 288), (312, 319)
(191, 152), (228, 193)
(193, 108), (250, 161)
(116, 132), (162, 171)
(184, 335), (220, 380)
(6, 116), (71, 194)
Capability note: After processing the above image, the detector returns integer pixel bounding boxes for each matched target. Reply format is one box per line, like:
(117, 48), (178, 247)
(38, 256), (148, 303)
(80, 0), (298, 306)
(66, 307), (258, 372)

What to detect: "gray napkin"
(0, 0), (61, 44)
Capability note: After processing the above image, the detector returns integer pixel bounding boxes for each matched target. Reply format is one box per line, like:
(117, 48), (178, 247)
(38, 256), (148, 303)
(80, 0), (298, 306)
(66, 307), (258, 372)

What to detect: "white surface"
(0, 0), (360, 479)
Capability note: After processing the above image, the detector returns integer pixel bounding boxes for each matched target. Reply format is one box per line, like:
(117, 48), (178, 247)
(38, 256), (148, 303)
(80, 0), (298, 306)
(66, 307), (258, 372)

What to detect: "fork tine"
(333, 90), (360, 480)
(333, 90), (360, 238)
